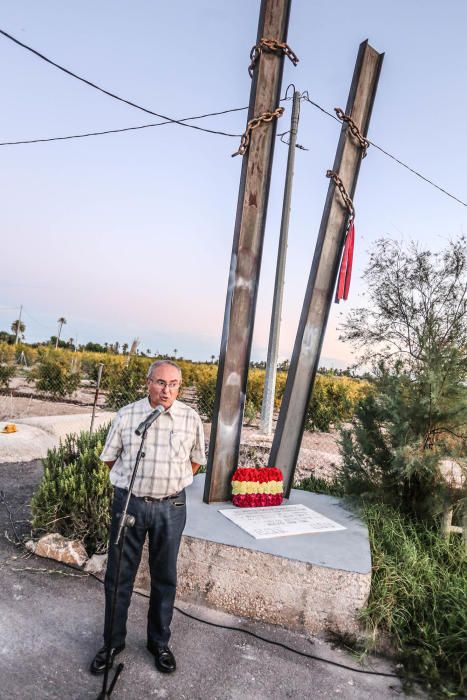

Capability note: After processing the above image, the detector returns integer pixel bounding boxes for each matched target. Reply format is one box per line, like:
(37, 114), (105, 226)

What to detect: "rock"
(84, 553), (108, 575)
(34, 533), (88, 567)
(24, 540), (36, 553)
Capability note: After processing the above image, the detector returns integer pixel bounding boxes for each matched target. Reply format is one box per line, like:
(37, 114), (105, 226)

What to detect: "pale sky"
(1, 1), (466, 366)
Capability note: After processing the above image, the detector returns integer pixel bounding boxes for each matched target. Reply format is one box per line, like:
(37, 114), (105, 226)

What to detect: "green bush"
(105, 360), (148, 410)
(195, 374), (217, 420)
(295, 474), (344, 497)
(0, 363), (15, 389)
(363, 503), (466, 696)
(296, 476), (466, 695)
(31, 424), (112, 553)
(303, 375), (352, 432)
(29, 350), (81, 399)
(338, 367), (465, 524)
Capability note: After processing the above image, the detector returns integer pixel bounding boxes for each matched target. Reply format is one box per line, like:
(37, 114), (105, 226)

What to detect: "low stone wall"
(135, 536), (370, 637)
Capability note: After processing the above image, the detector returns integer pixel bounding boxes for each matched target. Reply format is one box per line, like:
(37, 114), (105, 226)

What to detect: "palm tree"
(56, 317), (67, 349)
(11, 319), (25, 344)
(173, 348), (178, 358)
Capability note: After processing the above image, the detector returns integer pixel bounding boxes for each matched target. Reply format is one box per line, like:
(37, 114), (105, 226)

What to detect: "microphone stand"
(97, 417), (155, 699)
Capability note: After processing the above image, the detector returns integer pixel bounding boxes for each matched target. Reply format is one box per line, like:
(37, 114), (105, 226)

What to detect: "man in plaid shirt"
(90, 360), (206, 676)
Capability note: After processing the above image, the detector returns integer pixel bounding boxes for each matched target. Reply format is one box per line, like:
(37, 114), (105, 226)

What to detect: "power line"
(0, 26), (465, 208)
(0, 28), (242, 138)
(0, 106), (249, 147)
(300, 93), (467, 208)
(366, 139), (467, 208)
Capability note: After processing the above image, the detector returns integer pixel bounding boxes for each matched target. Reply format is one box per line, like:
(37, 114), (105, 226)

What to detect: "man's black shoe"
(89, 644), (125, 675)
(147, 642), (176, 674)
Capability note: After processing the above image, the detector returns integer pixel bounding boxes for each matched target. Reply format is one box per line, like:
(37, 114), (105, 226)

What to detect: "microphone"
(135, 405), (165, 435)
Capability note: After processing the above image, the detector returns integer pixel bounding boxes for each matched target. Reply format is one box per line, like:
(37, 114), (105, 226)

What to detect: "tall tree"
(55, 317), (67, 349)
(339, 236), (467, 522)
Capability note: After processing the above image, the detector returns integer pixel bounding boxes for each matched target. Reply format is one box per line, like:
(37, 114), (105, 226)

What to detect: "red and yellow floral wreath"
(231, 467), (283, 507)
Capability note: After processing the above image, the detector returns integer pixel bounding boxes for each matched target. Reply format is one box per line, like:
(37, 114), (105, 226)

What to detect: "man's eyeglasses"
(150, 378), (180, 391)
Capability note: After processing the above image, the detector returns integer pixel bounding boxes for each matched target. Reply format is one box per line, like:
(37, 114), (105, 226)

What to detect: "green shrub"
(296, 475), (466, 695)
(29, 350), (81, 399)
(105, 360), (147, 410)
(243, 399), (257, 425)
(303, 376), (350, 432)
(0, 363), (15, 389)
(295, 474), (344, 497)
(194, 373), (261, 423)
(363, 503), (466, 696)
(0, 342), (16, 363)
(338, 368), (465, 524)
(31, 424), (112, 553)
(195, 374), (217, 420)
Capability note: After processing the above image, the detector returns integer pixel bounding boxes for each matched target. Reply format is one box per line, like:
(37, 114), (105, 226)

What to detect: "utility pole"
(269, 41), (384, 495)
(260, 90), (301, 436)
(14, 304), (23, 344)
(204, 0), (294, 503)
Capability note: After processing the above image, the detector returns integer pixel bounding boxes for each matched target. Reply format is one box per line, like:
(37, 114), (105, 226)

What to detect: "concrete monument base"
(135, 474), (371, 637)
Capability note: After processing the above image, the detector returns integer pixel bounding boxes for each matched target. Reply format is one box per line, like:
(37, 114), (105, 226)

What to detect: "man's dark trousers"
(103, 486), (186, 648)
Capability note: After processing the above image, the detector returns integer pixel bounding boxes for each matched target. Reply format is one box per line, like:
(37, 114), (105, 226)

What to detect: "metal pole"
(204, 0), (293, 503)
(90, 363), (104, 434)
(260, 90), (301, 436)
(14, 305), (22, 345)
(269, 41), (384, 495)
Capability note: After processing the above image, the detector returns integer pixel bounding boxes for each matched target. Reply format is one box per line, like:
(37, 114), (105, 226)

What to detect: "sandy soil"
(0, 395), (100, 420)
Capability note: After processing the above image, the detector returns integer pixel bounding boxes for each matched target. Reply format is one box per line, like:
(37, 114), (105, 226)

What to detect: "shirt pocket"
(169, 432), (190, 461)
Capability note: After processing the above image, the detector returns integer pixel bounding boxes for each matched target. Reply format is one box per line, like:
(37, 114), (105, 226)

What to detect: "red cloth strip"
(336, 219), (355, 302)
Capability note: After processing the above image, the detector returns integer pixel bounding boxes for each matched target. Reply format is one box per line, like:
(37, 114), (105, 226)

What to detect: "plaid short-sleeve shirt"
(100, 397), (206, 498)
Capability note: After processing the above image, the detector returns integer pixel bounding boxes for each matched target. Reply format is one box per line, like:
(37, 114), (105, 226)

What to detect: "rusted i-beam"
(204, 0), (293, 503)
(268, 40), (384, 496)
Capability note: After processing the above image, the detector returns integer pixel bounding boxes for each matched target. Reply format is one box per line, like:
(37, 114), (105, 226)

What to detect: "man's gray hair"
(146, 360), (182, 381)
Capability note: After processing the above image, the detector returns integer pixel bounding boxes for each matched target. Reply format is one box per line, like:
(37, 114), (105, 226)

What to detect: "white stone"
(84, 553), (108, 575)
(34, 533), (88, 567)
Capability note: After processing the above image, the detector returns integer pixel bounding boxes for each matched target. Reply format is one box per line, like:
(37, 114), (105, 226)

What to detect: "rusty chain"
(335, 107), (369, 158)
(326, 170), (355, 219)
(232, 107), (285, 157)
(248, 37), (299, 78)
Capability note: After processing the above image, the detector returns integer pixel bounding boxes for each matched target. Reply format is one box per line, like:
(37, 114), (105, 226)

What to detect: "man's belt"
(141, 492), (181, 503)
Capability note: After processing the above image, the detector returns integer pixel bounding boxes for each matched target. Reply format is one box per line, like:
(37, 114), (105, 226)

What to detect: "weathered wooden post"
(268, 40), (384, 496)
(204, 0), (295, 502)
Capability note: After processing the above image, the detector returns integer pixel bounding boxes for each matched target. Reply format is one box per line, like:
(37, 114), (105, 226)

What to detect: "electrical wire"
(300, 93), (467, 208)
(0, 107), (248, 147)
(171, 602), (402, 679)
(0, 28), (242, 138)
(1, 26), (465, 208)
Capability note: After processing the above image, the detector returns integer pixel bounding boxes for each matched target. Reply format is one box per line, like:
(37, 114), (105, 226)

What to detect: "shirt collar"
(145, 397), (181, 417)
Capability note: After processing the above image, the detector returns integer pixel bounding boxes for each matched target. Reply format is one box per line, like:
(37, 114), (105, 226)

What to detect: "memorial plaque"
(219, 504), (346, 540)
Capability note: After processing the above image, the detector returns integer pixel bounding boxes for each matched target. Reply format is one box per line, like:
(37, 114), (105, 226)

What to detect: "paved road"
(0, 460), (413, 700)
